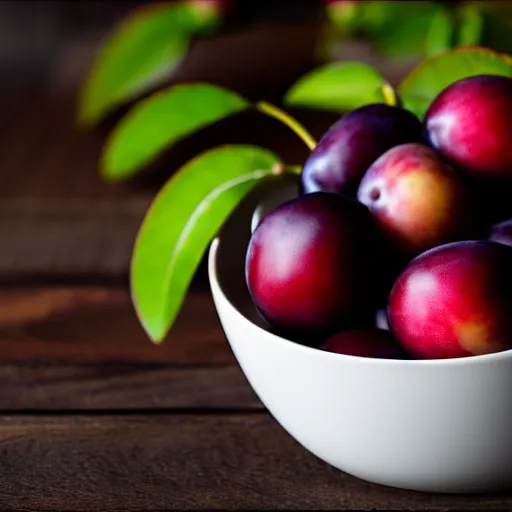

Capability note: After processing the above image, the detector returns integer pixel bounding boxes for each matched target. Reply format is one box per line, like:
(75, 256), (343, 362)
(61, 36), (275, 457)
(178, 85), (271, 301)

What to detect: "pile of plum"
(245, 74), (512, 360)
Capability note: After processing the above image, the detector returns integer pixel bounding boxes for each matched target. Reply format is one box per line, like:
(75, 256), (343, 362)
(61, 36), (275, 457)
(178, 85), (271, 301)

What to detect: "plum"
(357, 143), (473, 257)
(322, 328), (410, 359)
(425, 75), (512, 224)
(425, 74), (512, 179)
(245, 192), (378, 340)
(301, 103), (425, 197)
(388, 240), (512, 359)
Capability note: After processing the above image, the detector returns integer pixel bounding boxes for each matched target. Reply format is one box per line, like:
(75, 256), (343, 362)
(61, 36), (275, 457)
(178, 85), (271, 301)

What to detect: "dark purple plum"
(301, 103), (425, 197)
(322, 328), (410, 359)
(245, 192), (379, 341)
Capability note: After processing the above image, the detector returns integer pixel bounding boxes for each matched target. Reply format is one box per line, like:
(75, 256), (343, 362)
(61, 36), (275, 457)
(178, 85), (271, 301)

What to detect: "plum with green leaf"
(300, 104), (425, 197)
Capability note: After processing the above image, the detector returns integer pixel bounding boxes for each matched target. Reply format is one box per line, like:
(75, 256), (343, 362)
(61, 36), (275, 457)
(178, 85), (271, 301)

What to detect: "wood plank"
(0, 413), (508, 511)
(0, 198), (149, 279)
(0, 363), (260, 411)
(0, 287), (231, 364)
(0, 286), (262, 410)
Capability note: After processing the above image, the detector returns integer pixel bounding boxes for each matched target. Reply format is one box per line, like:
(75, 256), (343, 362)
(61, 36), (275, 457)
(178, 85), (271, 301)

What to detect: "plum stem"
(255, 101), (317, 151)
(285, 165), (302, 175)
(271, 164), (302, 176)
(381, 83), (398, 107)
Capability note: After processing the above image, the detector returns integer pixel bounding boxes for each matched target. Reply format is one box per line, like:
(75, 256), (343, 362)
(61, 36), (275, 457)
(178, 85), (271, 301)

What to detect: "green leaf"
(77, 1), (222, 127)
(399, 47), (512, 119)
(455, 3), (484, 47)
(131, 144), (281, 343)
(425, 8), (455, 57)
(101, 83), (249, 181)
(326, 1), (363, 36)
(284, 62), (388, 113)
(359, 1), (446, 59)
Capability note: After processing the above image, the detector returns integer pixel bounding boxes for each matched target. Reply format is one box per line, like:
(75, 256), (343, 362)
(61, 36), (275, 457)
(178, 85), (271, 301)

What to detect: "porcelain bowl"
(207, 180), (512, 494)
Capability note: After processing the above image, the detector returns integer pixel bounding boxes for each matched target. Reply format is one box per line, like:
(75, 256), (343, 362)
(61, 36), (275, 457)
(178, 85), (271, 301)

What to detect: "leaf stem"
(271, 163), (302, 176)
(381, 83), (398, 107)
(256, 101), (317, 151)
(285, 165), (302, 175)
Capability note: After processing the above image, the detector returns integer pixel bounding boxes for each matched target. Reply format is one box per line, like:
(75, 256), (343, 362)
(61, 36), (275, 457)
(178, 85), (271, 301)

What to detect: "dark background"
(0, 0), (341, 202)
(0, 0), (324, 84)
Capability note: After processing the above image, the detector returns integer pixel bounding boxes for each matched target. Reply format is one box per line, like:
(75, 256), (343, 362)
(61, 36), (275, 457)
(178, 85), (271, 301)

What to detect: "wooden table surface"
(1, 71), (512, 511)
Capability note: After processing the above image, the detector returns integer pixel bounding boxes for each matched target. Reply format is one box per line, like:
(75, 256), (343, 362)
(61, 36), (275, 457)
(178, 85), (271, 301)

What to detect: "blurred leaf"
(78, 1), (223, 127)
(101, 83), (249, 181)
(474, 0), (512, 23)
(399, 47), (512, 119)
(425, 8), (455, 57)
(319, 1), (362, 62)
(455, 3), (484, 47)
(326, 1), (363, 36)
(284, 62), (388, 113)
(359, 1), (446, 59)
(478, 1), (512, 56)
(131, 144), (281, 343)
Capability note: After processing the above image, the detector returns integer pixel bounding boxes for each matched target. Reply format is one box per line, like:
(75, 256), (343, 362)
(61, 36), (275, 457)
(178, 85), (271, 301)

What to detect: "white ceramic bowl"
(208, 180), (512, 494)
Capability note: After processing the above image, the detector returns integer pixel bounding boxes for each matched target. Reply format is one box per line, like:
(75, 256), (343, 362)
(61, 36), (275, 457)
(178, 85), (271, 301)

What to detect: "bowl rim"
(208, 236), (512, 367)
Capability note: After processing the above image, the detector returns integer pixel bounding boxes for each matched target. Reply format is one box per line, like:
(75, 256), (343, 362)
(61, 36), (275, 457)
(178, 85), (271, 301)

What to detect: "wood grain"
(0, 287), (231, 364)
(0, 198), (150, 280)
(0, 286), (262, 410)
(0, 363), (260, 411)
(0, 413), (509, 511)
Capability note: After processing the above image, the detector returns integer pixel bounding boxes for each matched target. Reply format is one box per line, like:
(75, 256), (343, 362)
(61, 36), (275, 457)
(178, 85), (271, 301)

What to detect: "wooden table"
(1, 78), (511, 511)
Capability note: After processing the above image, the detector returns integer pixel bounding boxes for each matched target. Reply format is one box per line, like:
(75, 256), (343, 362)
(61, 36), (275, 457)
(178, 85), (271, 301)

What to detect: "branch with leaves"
(77, 0), (229, 127)
(324, 1), (512, 60)
(77, 1), (512, 130)
(76, 1), (512, 344)
(96, 47), (512, 343)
